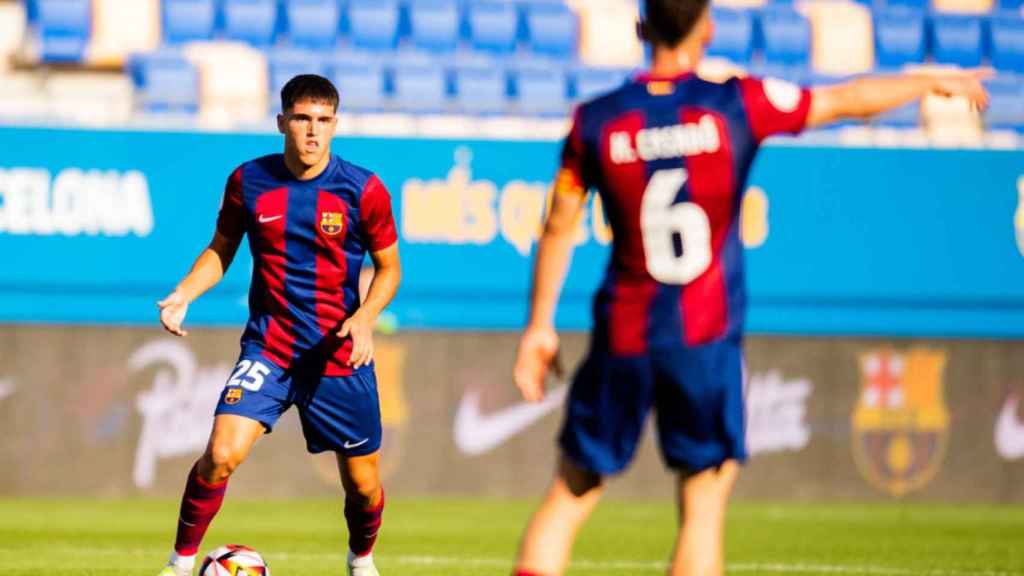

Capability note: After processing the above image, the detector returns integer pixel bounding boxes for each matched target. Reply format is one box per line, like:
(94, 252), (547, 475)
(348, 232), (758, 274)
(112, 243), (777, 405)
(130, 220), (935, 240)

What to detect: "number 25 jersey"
(558, 72), (812, 355)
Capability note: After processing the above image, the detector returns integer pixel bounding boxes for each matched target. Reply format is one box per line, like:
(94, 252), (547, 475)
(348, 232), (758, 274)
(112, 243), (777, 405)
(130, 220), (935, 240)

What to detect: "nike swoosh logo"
(995, 393), (1024, 461)
(344, 438), (370, 450)
(258, 214), (283, 224)
(453, 383), (568, 456)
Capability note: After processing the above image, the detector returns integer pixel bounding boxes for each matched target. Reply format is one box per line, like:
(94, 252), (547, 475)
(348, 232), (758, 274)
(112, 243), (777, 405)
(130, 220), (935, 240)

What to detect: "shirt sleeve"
(216, 165), (246, 239)
(360, 174), (398, 252)
(739, 76), (813, 143)
(553, 107), (591, 198)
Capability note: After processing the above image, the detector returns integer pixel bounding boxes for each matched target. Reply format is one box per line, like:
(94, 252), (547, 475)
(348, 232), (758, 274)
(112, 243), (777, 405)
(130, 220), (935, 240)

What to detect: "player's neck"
(649, 43), (702, 79)
(283, 149), (332, 181)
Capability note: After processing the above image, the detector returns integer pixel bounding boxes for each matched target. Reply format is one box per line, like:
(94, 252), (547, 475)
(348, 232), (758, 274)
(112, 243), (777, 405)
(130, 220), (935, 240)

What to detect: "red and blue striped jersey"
(217, 153), (397, 375)
(557, 73), (811, 355)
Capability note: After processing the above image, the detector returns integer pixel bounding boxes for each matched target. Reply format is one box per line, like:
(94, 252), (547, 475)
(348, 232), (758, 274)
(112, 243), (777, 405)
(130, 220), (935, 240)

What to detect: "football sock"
(168, 551), (196, 570)
(345, 487), (384, 557)
(173, 462), (229, 556)
(513, 570), (543, 576)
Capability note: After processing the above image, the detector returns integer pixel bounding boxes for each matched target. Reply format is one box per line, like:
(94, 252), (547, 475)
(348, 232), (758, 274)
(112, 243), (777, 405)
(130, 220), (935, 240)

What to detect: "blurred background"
(0, 0), (1022, 505)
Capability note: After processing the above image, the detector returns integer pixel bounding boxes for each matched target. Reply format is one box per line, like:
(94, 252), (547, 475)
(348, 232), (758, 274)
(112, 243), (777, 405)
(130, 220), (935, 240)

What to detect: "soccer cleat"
(347, 551), (380, 576)
(158, 564), (191, 576)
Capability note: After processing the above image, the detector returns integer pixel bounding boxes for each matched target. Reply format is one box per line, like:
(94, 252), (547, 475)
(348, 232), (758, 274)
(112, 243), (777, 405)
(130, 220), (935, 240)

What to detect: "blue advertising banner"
(0, 126), (1022, 337)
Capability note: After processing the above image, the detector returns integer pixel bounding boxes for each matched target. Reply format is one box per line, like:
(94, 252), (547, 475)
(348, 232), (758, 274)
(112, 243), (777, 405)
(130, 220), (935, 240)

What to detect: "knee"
(344, 463), (381, 502)
(199, 444), (243, 483)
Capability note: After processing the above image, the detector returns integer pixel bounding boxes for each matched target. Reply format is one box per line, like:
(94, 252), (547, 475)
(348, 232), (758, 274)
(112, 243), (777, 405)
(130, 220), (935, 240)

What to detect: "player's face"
(279, 98), (338, 168)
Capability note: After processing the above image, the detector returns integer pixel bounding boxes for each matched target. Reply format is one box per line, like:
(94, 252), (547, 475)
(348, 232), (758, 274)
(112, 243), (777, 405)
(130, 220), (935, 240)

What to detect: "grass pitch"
(0, 498), (1021, 575)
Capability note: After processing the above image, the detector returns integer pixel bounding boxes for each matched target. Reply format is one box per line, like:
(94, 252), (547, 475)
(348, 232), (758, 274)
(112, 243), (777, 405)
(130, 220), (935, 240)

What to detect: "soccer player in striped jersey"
(511, 1), (990, 574)
(156, 75), (399, 576)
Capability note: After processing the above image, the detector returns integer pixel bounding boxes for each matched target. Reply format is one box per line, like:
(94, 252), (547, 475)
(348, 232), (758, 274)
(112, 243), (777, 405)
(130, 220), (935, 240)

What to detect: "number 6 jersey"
(558, 72), (811, 354)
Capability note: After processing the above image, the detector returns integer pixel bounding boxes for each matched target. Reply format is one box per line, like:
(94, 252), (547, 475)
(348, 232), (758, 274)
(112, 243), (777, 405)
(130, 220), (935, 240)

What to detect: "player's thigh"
(654, 339), (746, 473)
(211, 352), (293, 455)
(558, 350), (656, 475)
(298, 369), (382, 455)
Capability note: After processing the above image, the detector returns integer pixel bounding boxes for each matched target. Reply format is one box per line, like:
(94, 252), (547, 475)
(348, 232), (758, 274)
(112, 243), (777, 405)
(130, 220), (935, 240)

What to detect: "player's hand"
(514, 324), (560, 403)
(339, 311), (375, 369)
(923, 68), (994, 111)
(157, 290), (190, 337)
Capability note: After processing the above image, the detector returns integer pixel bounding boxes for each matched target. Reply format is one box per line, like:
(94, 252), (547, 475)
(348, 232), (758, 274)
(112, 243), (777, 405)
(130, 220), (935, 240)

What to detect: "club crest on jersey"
(225, 387), (243, 405)
(851, 349), (949, 497)
(320, 211), (344, 236)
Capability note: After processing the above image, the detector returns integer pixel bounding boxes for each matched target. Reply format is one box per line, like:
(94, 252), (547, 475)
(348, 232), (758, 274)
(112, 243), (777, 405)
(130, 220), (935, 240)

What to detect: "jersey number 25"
(640, 168), (712, 285)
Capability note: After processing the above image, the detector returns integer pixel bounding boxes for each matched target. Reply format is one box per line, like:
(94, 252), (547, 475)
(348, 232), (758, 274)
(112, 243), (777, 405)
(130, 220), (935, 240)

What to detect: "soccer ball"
(200, 545), (271, 576)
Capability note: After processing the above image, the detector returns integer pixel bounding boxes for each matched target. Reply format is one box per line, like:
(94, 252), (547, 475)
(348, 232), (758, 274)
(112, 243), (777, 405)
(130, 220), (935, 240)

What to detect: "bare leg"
(196, 414), (266, 483)
(337, 451), (383, 507)
(668, 460), (739, 576)
(337, 451), (385, 563)
(515, 456), (604, 576)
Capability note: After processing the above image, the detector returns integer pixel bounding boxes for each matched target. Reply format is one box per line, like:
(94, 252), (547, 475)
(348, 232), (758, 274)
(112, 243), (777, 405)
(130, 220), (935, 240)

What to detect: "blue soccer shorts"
(559, 336), (747, 475)
(214, 350), (382, 456)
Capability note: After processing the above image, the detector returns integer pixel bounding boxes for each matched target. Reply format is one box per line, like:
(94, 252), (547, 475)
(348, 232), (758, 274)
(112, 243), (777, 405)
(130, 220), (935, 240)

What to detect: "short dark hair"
(280, 74), (339, 112)
(640, 0), (710, 48)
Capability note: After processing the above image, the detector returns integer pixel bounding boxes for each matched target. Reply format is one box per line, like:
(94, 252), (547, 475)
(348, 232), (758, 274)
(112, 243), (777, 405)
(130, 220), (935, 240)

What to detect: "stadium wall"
(0, 327), (1022, 502)
(0, 127), (1023, 336)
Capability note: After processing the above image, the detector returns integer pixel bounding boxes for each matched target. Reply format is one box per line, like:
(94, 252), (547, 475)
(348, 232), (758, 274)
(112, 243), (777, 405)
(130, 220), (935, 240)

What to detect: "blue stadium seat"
(37, 0), (90, 63)
(875, 101), (920, 127)
(468, 1), (518, 55)
(760, 6), (811, 67)
(749, 62), (812, 85)
(348, 0), (400, 51)
(409, 0), (460, 54)
(329, 56), (387, 111)
(513, 64), (569, 116)
(25, 0), (39, 25)
(886, 0), (930, 9)
(131, 51), (200, 113)
(392, 59), (449, 113)
(707, 7), (755, 64)
(574, 66), (631, 102)
(985, 75), (1024, 130)
(991, 15), (1024, 74)
(931, 14), (985, 68)
(268, 49), (328, 109)
(524, 3), (577, 59)
(874, 8), (927, 68)
(284, 0), (341, 50)
(996, 0), (1024, 11)
(163, 0), (217, 44)
(453, 62), (508, 114)
(223, 0), (279, 47)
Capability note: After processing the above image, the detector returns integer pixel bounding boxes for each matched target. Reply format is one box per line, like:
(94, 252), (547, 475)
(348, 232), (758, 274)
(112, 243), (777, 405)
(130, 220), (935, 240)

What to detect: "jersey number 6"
(640, 168), (712, 285)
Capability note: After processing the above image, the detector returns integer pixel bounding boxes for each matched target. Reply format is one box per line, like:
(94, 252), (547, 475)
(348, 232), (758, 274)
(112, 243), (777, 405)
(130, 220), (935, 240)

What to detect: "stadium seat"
(467, 1), (518, 55)
(37, 0), (91, 62)
(804, 0), (873, 76)
(184, 42), (269, 124)
(875, 101), (920, 126)
(991, 15), (1024, 73)
(90, 0), (161, 66)
(131, 51), (200, 112)
(348, 0), (400, 51)
(707, 7), (755, 64)
(996, 0), (1024, 11)
(284, 0), (341, 50)
(328, 57), (387, 111)
(392, 58), (449, 113)
(513, 63), (569, 116)
(985, 75), (1024, 130)
(524, 3), (578, 59)
(932, 0), (994, 14)
(0, 2), (27, 62)
(760, 6), (811, 67)
(409, 0), (460, 54)
(574, 66), (631, 101)
(453, 62), (509, 114)
(885, 0), (930, 9)
(223, 0), (279, 47)
(874, 8), (927, 68)
(268, 49), (328, 108)
(25, 0), (39, 26)
(749, 62), (812, 85)
(163, 0), (217, 44)
(931, 14), (985, 67)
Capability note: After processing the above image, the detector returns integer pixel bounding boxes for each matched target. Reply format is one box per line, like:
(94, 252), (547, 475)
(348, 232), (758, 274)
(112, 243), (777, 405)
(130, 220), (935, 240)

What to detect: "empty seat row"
(709, 6), (1024, 74)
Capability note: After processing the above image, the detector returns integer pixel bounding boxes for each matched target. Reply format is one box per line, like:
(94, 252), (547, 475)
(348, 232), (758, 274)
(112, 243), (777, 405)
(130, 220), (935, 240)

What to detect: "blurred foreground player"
(156, 75), (400, 576)
(512, 1), (991, 575)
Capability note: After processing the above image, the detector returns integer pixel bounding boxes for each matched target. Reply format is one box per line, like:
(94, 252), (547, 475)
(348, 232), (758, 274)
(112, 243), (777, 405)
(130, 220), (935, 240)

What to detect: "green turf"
(0, 498), (1021, 575)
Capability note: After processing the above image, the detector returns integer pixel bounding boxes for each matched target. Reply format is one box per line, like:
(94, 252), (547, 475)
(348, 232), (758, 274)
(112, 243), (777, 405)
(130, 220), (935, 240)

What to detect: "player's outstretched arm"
(806, 68), (993, 128)
(157, 230), (243, 337)
(514, 188), (587, 403)
(339, 243), (400, 369)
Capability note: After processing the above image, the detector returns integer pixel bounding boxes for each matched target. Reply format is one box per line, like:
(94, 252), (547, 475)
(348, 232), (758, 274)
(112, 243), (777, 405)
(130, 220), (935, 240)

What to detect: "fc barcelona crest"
(320, 211), (344, 236)
(852, 349), (949, 497)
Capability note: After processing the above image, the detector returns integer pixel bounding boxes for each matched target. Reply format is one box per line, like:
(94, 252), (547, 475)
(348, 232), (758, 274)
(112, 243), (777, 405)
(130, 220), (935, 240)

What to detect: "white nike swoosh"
(995, 393), (1024, 461)
(0, 379), (14, 401)
(344, 438), (370, 450)
(453, 383), (568, 456)
(258, 214), (283, 224)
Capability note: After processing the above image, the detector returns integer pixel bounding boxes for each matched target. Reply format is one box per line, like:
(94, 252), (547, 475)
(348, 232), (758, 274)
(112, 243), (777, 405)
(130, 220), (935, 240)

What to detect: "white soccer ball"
(200, 544), (271, 576)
